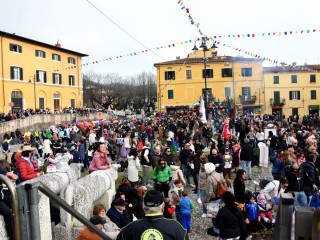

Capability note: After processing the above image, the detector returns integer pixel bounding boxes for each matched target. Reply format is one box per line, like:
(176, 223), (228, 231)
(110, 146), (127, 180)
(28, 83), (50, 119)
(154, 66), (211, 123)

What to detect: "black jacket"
(233, 178), (246, 204)
(285, 167), (305, 192)
(116, 214), (189, 240)
(301, 161), (319, 196)
(208, 155), (225, 173)
(240, 144), (254, 161)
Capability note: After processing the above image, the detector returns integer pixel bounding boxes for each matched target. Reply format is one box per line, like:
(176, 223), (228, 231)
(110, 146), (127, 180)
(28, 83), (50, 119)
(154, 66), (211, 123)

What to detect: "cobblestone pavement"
(187, 165), (272, 240)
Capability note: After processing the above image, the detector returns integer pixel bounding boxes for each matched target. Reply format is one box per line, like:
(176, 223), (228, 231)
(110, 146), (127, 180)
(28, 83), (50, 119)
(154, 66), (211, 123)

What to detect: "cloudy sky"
(1, 0), (320, 77)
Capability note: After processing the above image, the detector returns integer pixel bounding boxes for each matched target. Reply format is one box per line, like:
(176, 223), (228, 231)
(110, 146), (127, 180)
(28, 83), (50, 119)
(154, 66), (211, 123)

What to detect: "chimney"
(176, 56), (180, 60)
(55, 40), (61, 48)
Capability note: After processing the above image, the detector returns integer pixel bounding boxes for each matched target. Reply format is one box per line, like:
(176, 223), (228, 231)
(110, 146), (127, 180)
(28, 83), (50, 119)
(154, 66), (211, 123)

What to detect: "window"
(289, 91), (300, 100)
(68, 57), (76, 64)
(186, 70), (192, 79)
(273, 76), (279, 84)
(311, 90), (317, 100)
(70, 99), (75, 108)
(202, 69), (214, 78)
(241, 68), (252, 77)
(202, 88), (212, 98)
(242, 87), (251, 96)
(168, 90), (174, 99)
(310, 74), (316, 83)
(52, 53), (61, 61)
(291, 75), (297, 83)
(292, 108), (298, 117)
(10, 66), (23, 80)
(39, 98), (45, 110)
(225, 87), (231, 98)
(222, 68), (232, 77)
(274, 91), (280, 103)
(36, 70), (47, 83)
(35, 50), (46, 58)
(69, 75), (75, 86)
(165, 71), (175, 80)
(9, 43), (22, 53)
(52, 73), (62, 84)
(54, 93), (60, 98)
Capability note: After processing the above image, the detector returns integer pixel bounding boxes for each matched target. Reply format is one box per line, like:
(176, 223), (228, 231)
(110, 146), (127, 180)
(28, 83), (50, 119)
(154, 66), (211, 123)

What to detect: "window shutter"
(297, 91), (300, 100)
(43, 51), (46, 58)
(52, 73), (55, 84)
(10, 66), (14, 79)
(20, 68), (23, 80)
(19, 45), (22, 53)
(44, 72), (47, 83)
(36, 70), (39, 82)
(9, 44), (12, 51)
(68, 76), (71, 85)
(202, 70), (205, 78)
(58, 55), (61, 61)
(289, 91), (292, 100)
(59, 74), (62, 84)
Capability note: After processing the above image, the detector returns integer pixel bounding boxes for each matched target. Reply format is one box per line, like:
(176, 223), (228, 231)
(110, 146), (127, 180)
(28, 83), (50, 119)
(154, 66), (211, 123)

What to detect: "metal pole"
(27, 186), (41, 240)
(34, 74), (36, 110)
(0, 175), (21, 240)
(204, 50), (207, 118)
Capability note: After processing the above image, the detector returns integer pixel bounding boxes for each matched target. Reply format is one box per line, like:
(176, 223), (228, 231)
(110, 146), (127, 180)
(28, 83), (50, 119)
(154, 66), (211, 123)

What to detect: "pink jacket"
(89, 151), (111, 172)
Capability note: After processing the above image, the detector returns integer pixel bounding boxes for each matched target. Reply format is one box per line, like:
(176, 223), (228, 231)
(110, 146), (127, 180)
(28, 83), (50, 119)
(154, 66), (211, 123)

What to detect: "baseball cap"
(90, 215), (106, 225)
(144, 190), (164, 207)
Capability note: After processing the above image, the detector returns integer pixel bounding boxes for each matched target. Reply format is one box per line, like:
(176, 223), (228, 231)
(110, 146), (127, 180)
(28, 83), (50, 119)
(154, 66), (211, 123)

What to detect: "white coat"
(49, 152), (70, 173)
(127, 155), (140, 182)
(42, 139), (52, 155)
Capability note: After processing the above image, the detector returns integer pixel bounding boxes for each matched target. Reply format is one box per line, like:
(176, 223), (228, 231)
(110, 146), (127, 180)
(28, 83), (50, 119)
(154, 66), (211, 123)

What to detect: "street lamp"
(192, 36), (218, 118)
(29, 74), (36, 111)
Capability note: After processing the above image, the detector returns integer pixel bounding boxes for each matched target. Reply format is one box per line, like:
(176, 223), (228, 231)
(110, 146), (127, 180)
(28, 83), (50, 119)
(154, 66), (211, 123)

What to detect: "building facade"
(0, 31), (88, 113)
(154, 50), (264, 117)
(264, 65), (320, 117)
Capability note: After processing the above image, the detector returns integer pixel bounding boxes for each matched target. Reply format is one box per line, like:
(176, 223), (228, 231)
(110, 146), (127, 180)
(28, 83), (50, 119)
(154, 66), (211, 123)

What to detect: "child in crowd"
(222, 149), (233, 180)
(257, 193), (274, 223)
(245, 194), (260, 238)
(163, 198), (176, 219)
(170, 180), (184, 221)
(179, 190), (194, 235)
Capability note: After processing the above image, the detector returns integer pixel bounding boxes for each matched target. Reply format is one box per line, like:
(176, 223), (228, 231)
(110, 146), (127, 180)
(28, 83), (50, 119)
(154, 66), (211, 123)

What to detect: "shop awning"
(272, 105), (283, 109)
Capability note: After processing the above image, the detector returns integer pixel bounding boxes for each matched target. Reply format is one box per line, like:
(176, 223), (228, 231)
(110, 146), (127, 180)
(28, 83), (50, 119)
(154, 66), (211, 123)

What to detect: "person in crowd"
(77, 215), (106, 240)
(240, 138), (254, 180)
(285, 162), (308, 207)
(300, 153), (319, 203)
(150, 145), (161, 169)
(116, 179), (132, 201)
(42, 137), (52, 159)
(163, 197), (175, 219)
(245, 194), (260, 239)
(179, 190), (194, 235)
(198, 158), (208, 216)
(233, 169), (246, 206)
(127, 186), (145, 219)
(170, 179), (184, 222)
(270, 149), (284, 180)
(49, 142), (70, 173)
(162, 147), (174, 166)
(208, 191), (246, 239)
(170, 160), (186, 188)
(140, 142), (152, 187)
(179, 143), (194, 187)
(92, 204), (120, 239)
(232, 143), (241, 173)
(16, 145), (44, 181)
(208, 148), (224, 174)
(123, 133), (132, 157)
(107, 198), (131, 229)
(2, 137), (11, 162)
(126, 148), (141, 188)
(69, 145), (80, 164)
(222, 149), (233, 180)
(89, 142), (111, 173)
(152, 159), (172, 198)
(257, 193), (274, 224)
(116, 190), (189, 240)
(260, 177), (288, 204)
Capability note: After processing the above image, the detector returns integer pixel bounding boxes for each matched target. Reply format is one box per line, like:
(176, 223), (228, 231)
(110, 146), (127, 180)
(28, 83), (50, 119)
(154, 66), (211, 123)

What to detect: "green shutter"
(274, 91), (280, 103)
(168, 90), (174, 99)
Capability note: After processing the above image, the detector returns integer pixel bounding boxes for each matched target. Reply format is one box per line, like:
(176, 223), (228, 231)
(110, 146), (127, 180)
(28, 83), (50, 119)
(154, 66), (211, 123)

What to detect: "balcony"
(270, 98), (286, 107)
(239, 95), (257, 104)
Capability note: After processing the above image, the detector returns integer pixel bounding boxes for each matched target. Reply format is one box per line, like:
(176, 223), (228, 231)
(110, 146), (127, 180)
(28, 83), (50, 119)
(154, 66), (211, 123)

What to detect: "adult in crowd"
(152, 159), (172, 198)
(1, 137), (11, 162)
(42, 137), (52, 159)
(16, 145), (44, 181)
(240, 138), (254, 180)
(150, 145), (161, 169)
(285, 162), (308, 207)
(89, 142), (111, 173)
(270, 149), (284, 180)
(49, 142), (70, 173)
(126, 148), (141, 188)
(162, 147), (174, 166)
(233, 169), (246, 205)
(117, 190), (189, 240)
(260, 177), (289, 204)
(107, 198), (131, 229)
(208, 148), (224, 174)
(208, 191), (246, 239)
(116, 179), (132, 201)
(179, 143), (194, 187)
(140, 142), (152, 187)
(77, 215), (106, 240)
(127, 186), (145, 220)
(93, 204), (120, 239)
(300, 153), (319, 203)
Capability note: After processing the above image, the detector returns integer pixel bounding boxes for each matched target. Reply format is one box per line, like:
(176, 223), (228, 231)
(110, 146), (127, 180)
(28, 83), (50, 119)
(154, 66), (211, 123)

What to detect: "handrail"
(25, 182), (112, 240)
(0, 175), (20, 240)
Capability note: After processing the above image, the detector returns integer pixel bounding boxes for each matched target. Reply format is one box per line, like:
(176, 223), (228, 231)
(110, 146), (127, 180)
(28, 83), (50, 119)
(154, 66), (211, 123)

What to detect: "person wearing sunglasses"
(162, 147), (174, 166)
(152, 159), (173, 198)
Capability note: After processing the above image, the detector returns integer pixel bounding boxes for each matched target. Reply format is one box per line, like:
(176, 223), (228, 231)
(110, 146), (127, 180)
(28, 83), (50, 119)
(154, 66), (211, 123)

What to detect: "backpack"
(211, 174), (227, 198)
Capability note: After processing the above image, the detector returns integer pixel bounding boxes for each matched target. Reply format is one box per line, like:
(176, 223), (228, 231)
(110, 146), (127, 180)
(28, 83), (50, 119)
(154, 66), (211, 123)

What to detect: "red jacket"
(17, 157), (37, 181)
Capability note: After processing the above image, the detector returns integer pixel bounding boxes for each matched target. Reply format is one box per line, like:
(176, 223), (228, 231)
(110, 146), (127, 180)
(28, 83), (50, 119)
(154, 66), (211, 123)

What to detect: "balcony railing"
(239, 95), (257, 104)
(270, 98), (286, 106)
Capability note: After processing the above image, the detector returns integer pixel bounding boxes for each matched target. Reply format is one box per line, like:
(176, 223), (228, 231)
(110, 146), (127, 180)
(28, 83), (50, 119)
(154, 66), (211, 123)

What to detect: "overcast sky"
(1, 0), (320, 77)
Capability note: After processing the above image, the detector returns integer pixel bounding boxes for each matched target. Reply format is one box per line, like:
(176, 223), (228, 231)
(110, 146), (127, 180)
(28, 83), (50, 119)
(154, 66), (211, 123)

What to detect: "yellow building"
(0, 31), (88, 113)
(264, 65), (320, 117)
(154, 49), (264, 116)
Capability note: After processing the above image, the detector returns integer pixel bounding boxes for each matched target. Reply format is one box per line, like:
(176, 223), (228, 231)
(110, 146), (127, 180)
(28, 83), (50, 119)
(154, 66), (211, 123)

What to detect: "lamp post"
(192, 36), (217, 118)
(29, 75), (36, 110)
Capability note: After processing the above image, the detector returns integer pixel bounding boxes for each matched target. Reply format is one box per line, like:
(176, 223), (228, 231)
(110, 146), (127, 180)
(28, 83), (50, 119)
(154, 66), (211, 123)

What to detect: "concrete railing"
(0, 112), (113, 136)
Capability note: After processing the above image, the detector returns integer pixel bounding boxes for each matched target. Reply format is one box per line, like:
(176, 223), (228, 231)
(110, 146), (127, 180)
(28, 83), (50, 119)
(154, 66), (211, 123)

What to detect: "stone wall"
(0, 112), (113, 136)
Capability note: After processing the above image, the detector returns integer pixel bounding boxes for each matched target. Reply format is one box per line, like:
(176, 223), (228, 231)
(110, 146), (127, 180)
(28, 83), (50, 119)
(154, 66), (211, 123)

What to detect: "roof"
(154, 55), (264, 67)
(0, 31), (88, 57)
(263, 65), (320, 73)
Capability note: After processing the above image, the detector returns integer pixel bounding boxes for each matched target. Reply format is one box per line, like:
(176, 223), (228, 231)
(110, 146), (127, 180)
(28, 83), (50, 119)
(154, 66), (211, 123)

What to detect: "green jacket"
(152, 164), (173, 183)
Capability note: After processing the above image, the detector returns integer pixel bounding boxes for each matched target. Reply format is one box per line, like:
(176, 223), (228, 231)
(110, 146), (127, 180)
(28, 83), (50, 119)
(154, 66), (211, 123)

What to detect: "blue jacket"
(246, 202), (259, 221)
(179, 197), (194, 215)
(107, 206), (131, 229)
(271, 157), (283, 175)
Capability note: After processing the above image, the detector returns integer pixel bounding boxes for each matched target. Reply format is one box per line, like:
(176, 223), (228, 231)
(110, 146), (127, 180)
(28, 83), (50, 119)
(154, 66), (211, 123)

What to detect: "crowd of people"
(0, 111), (320, 239)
